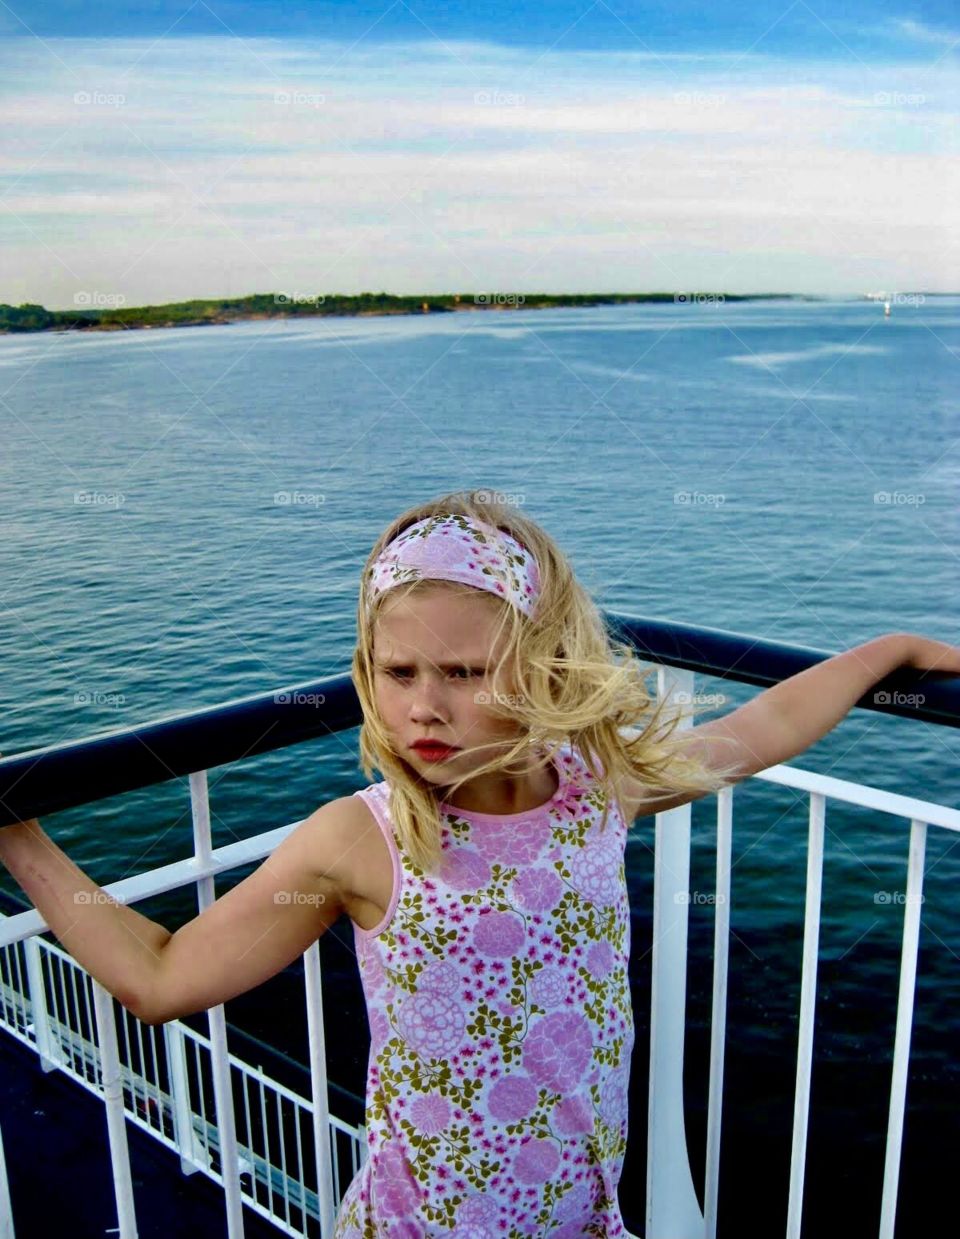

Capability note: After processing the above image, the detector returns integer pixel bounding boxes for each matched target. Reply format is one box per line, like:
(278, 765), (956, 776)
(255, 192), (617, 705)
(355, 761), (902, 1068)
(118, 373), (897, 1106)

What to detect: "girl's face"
(372, 584), (524, 790)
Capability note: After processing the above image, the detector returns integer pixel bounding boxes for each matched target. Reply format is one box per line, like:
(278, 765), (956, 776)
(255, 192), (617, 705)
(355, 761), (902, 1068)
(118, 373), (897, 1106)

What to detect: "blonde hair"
(352, 488), (744, 875)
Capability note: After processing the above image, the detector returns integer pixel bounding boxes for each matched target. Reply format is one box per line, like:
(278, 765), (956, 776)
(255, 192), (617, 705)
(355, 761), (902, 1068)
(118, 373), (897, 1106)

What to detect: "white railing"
(0, 662), (956, 1238)
(644, 665), (960, 1239)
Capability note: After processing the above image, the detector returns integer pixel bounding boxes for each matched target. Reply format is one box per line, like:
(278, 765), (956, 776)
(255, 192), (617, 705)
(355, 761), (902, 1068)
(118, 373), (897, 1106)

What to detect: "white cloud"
(0, 35), (957, 305)
(893, 18), (960, 47)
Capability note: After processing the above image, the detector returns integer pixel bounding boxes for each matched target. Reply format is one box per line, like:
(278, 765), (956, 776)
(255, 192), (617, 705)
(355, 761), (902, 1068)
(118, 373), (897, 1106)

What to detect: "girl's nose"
(408, 677), (449, 722)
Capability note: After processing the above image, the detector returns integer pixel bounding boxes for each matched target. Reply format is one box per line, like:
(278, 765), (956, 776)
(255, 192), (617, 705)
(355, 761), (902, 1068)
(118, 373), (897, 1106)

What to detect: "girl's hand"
(895, 634), (960, 675)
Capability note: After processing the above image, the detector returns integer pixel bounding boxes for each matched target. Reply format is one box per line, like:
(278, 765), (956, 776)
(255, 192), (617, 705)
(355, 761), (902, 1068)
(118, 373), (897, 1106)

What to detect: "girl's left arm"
(728, 632), (960, 770)
(625, 633), (960, 819)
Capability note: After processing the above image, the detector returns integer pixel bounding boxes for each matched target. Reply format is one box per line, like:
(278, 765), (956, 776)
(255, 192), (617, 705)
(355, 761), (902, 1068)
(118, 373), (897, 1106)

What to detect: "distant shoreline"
(0, 291), (834, 335)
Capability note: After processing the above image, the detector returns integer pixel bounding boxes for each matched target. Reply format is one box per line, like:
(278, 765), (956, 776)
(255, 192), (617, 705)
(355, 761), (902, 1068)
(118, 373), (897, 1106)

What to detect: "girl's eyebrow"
(375, 656), (487, 670)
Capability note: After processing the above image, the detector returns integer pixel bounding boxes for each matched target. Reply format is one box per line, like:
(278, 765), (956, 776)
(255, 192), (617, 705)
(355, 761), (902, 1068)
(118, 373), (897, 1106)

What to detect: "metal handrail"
(1, 612), (956, 825)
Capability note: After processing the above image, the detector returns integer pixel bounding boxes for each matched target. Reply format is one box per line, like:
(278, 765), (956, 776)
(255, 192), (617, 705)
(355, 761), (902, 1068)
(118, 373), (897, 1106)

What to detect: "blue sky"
(1, 1), (957, 306)
(6, 1), (960, 52)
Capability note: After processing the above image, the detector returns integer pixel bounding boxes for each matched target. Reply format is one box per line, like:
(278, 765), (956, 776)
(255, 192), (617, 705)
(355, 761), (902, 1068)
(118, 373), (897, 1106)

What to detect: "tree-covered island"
(0, 290), (822, 334)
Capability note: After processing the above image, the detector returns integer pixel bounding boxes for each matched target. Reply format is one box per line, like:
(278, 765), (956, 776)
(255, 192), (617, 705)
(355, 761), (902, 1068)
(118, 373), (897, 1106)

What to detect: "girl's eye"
(384, 667), (483, 680)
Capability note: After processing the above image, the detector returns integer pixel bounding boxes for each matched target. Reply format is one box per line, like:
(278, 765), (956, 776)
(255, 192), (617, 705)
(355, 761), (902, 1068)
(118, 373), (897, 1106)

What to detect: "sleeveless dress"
(334, 740), (636, 1239)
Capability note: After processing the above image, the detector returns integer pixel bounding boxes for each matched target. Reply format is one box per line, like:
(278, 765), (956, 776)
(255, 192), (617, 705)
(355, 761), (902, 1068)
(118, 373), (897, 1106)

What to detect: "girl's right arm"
(0, 797), (359, 1026)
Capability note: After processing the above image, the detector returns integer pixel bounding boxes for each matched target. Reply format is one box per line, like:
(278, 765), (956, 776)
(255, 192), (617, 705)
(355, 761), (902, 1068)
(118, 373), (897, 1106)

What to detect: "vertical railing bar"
(74, 961), (88, 1074)
(92, 980), (139, 1238)
(15, 943), (28, 1024)
(304, 941), (336, 1238)
(294, 1099), (305, 1230)
(330, 1126), (341, 1219)
(68, 948), (84, 1071)
(259, 1076), (272, 1210)
(139, 1010), (158, 1122)
(785, 790), (826, 1239)
(119, 996), (135, 1096)
(140, 1019), (155, 1128)
(87, 970), (101, 1082)
(22, 936), (55, 1070)
(241, 1072), (256, 1203)
(163, 1020), (199, 1174)
(147, 1022), (162, 1128)
(44, 952), (61, 1061)
(276, 1090), (291, 1226)
(190, 769), (245, 1238)
(195, 1035), (211, 1167)
(646, 666), (704, 1239)
(878, 818), (928, 1239)
(704, 783), (734, 1239)
(4, 944), (16, 1030)
(4, 943), (19, 1030)
(133, 1006), (149, 1109)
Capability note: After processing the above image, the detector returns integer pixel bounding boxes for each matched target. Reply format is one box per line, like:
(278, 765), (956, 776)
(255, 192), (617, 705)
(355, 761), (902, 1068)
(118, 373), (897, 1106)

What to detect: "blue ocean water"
(0, 298), (957, 1233)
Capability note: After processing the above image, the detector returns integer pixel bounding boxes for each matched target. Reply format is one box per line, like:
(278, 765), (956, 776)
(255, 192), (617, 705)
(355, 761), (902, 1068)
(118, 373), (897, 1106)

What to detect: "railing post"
(163, 1020), (200, 1176)
(879, 818), (928, 1239)
(785, 792), (826, 1239)
(190, 770), (245, 1239)
(22, 938), (56, 1073)
(304, 941), (336, 1237)
(92, 980), (139, 1239)
(646, 665), (704, 1239)
(703, 784), (734, 1239)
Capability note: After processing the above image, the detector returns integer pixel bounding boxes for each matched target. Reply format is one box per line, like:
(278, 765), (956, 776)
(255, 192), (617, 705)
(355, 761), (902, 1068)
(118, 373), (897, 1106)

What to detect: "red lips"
(410, 741), (459, 760)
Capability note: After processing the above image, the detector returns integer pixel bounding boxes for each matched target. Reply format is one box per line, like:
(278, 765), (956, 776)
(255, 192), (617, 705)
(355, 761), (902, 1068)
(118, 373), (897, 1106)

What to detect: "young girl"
(0, 489), (956, 1239)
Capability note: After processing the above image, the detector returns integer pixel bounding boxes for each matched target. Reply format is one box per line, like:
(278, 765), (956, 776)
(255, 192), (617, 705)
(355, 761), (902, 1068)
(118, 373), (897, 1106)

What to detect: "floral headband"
(366, 513), (541, 619)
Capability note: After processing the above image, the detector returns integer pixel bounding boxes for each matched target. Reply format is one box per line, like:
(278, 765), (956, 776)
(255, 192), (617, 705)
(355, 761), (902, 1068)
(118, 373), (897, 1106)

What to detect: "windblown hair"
(352, 488), (744, 875)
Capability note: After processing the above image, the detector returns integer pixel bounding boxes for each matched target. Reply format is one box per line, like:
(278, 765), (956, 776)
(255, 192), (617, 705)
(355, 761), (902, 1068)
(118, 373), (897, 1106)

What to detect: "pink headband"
(366, 514), (541, 619)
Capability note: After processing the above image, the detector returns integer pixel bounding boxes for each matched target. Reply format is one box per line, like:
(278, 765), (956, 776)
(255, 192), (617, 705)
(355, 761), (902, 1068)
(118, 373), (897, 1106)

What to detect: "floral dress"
(334, 741), (636, 1238)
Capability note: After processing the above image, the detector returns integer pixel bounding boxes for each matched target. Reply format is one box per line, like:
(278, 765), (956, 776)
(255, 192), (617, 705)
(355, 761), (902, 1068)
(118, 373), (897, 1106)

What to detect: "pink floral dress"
(334, 741), (636, 1238)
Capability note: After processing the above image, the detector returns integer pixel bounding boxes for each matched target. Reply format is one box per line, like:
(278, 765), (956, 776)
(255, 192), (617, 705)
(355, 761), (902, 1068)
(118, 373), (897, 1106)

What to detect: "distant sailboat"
(884, 300), (891, 317)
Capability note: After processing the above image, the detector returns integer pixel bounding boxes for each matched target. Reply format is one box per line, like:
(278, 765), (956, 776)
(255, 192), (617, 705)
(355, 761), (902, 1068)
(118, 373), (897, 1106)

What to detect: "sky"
(1, 1), (957, 307)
